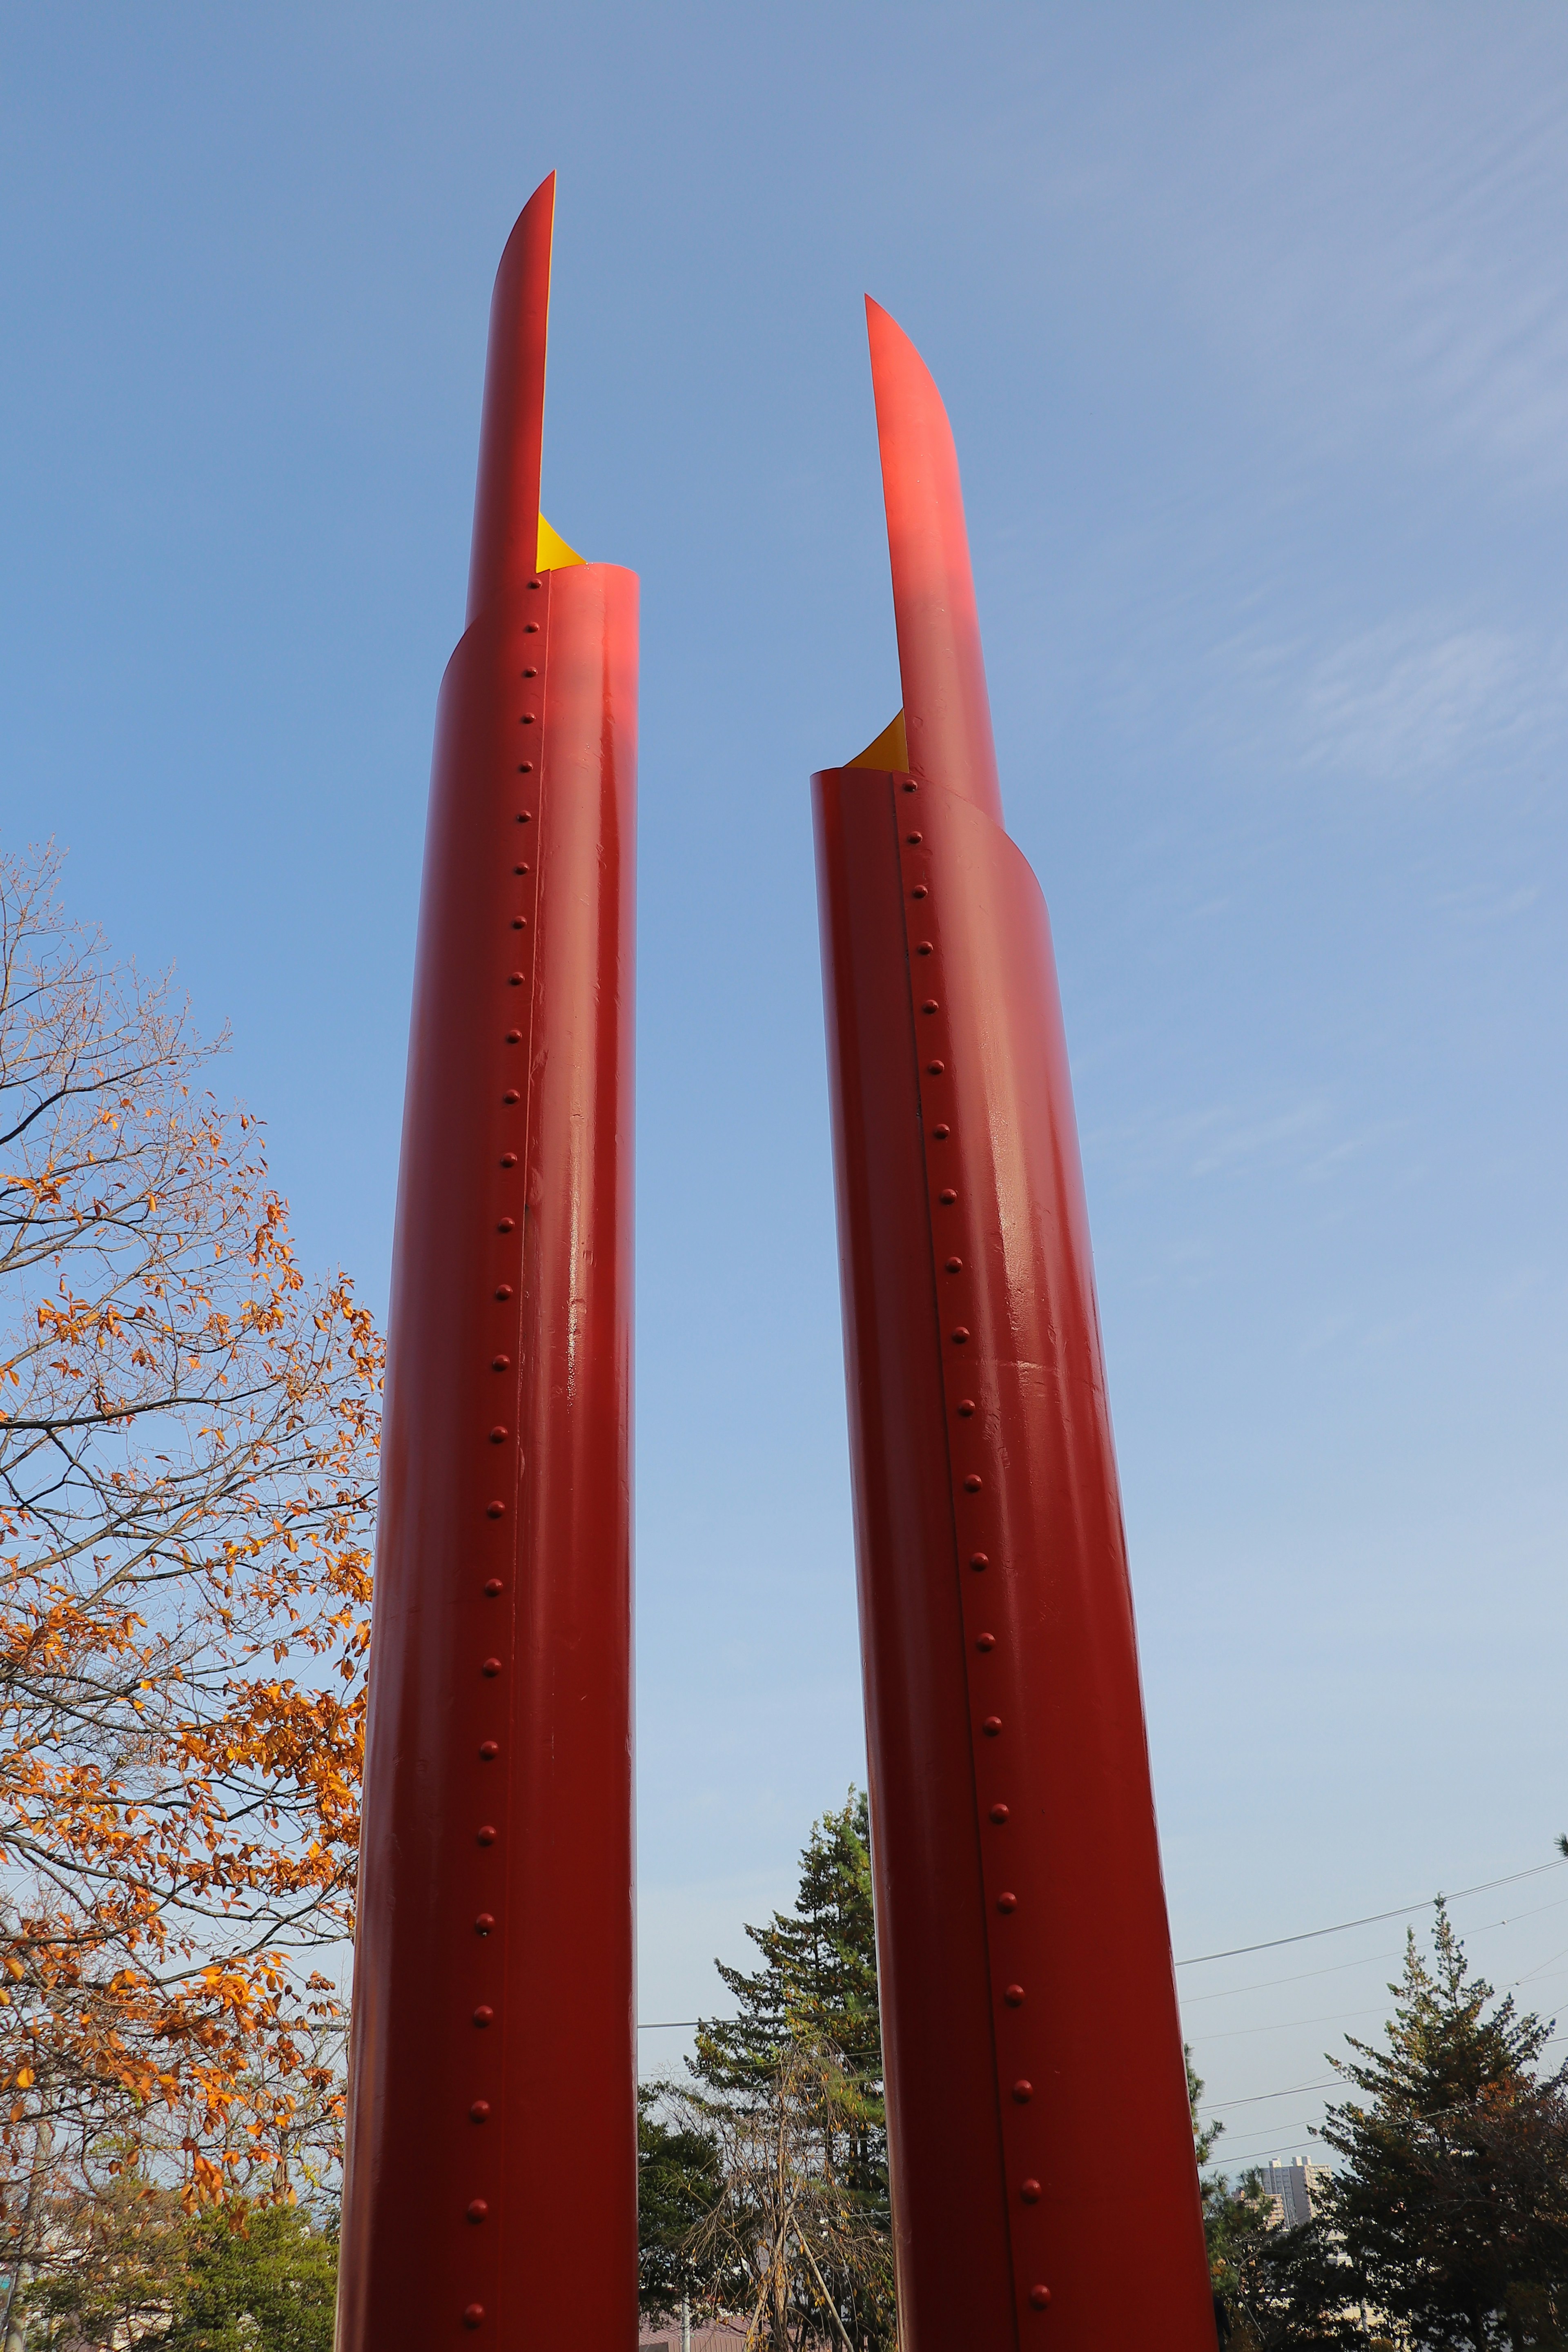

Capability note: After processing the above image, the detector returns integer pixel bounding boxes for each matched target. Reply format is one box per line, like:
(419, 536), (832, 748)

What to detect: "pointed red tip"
(864, 301), (1001, 825)
(466, 175), (557, 625)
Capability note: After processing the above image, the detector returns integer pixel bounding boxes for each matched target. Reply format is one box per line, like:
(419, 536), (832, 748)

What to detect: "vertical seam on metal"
(892, 771), (1024, 2346)
(883, 771), (1020, 2345)
(501, 566), (550, 2333)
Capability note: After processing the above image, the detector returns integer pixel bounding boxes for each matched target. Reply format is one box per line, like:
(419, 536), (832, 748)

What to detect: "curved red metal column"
(814, 307), (1212, 2350)
(339, 178), (638, 2351)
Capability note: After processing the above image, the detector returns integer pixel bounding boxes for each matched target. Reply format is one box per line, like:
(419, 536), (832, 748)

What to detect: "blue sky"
(4, 4), (1566, 2163)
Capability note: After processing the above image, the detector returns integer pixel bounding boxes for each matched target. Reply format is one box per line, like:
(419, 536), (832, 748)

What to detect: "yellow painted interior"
(537, 512), (585, 570)
(847, 709), (909, 770)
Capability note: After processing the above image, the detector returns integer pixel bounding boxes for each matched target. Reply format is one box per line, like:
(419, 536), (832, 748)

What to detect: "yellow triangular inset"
(537, 512), (585, 570)
(847, 709), (908, 771)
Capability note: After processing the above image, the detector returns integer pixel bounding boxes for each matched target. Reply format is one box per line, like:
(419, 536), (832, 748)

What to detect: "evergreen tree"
(27, 2193), (338, 2351)
(693, 1791), (882, 2104)
(683, 1791), (891, 2349)
(639, 2082), (723, 2323)
(1320, 1900), (1568, 2349)
(692, 1792), (885, 2211)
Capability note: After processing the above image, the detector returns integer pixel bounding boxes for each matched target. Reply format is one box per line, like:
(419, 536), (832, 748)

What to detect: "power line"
(1181, 1890), (1568, 2007)
(1198, 2028), (1568, 2120)
(1176, 1857), (1565, 1967)
(637, 1856), (1568, 2032)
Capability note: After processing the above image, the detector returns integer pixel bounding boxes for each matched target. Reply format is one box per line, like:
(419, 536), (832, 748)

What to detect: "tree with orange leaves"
(0, 843), (380, 2313)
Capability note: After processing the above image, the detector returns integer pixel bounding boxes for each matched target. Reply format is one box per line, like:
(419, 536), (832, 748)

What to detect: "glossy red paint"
(865, 298), (1002, 823)
(813, 309), (1214, 2350)
(338, 184), (637, 2350)
(466, 175), (554, 628)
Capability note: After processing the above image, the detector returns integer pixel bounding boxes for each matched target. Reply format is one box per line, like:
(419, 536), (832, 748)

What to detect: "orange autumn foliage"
(0, 844), (380, 2209)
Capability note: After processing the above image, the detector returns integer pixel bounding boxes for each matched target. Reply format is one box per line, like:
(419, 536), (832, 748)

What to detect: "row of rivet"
(898, 775), (1052, 2319)
(461, 574), (548, 2333)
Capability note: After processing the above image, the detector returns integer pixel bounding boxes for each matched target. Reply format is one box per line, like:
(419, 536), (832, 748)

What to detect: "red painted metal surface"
(814, 310), (1214, 2351)
(338, 182), (638, 2350)
(864, 299), (1001, 824)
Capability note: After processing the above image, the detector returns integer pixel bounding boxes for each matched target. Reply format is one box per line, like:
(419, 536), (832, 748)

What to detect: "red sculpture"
(813, 301), (1214, 2348)
(337, 175), (639, 2348)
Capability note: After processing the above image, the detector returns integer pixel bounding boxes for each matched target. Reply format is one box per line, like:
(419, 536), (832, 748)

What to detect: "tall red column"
(814, 303), (1214, 2349)
(338, 177), (638, 2350)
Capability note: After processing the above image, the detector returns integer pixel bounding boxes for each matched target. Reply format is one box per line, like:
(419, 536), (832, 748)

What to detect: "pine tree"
(639, 2082), (722, 2323)
(693, 1791), (883, 2106)
(682, 1791), (892, 2349)
(1320, 1900), (1568, 2349)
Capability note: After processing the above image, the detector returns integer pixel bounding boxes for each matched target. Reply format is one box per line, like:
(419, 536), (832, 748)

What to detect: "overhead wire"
(637, 1857), (1568, 2036)
(1180, 1890), (1568, 2006)
(1175, 1857), (1565, 1967)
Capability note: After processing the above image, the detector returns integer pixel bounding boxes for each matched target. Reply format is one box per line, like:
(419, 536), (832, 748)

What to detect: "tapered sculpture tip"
(466, 173), (558, 625)
(862, 298), (1002, 824)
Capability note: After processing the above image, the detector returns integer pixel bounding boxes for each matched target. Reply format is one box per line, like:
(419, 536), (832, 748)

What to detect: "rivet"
(916, 941), (933, 957)
(964, 1474), (983, 1492)
(947, 1257), (963, 1273)
(977, 1632), (997, 1652)
(506, 1029), (521, 1043)
(940, 1187), (958, 1204)
(508, 973), (524, 988)
(486, 1502), (506, 1520)
(906, 831), (923, 844)
(927, 1060), (945, 1076)
(1030, 2286), (1052, 2309)
(467, 2199), (489, 2223)
(998, 1890), (1018, 1912)
(464, 2304), (485, 2328)
(511, 918), (527, 931)
(473, 2007), (494, 2027)
(500, 1151), (518, 1166)
(911, 884), (928, 899)
(958, 1399), (976, 1416)
(524, 621), (539, 632)
(522, 667), (538, 678)
(989, 1802), (1009, 1822)
(489, 1425), (508, 1443)
(503, 1081), (520, 1099)
(477, 1824), (497, 1845)
(518, 812), (532, 824)
(484, 1577), (503, 1596)
(515, 863), (529, 875)
(923, 1000), (939, 1013)
(491, 1354), (510, 1370)
(494, 1285), (512, 1301)
(951, 1327), (970, 1345)
(474, 1914), (495, 1935)
(480, 1740), (499, 1760)
(517, 762), (533, 774)
(481, 1658), (502, 1677)
(1013, 2080), (1033, 2103)
(520, 713), (536, 725)
(933, 1125), (950, 1139)
(470, 2099), (491, 2120)
(1005, 1982), (1025, 2005)
(497, 1216), (515, 1232)
(971, 1552), (989, 1570)
(982, 1715), (1002, 1736)
(527, 578), (541, 589)
(1020, 2179), (1041, 2204)
(902, 780), (918, 793)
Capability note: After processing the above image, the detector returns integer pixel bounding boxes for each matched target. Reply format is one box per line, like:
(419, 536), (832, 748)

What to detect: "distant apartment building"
(1256, 2158), (1333, 2229)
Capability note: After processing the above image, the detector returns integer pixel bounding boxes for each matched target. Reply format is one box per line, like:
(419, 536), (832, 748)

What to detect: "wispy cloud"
(1194, 610), (1568, 789)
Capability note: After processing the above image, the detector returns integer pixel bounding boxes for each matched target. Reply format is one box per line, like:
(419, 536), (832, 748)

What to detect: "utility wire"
(637, 1858), (1568, 2030)
(1176, 1857), (1565, 1966)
